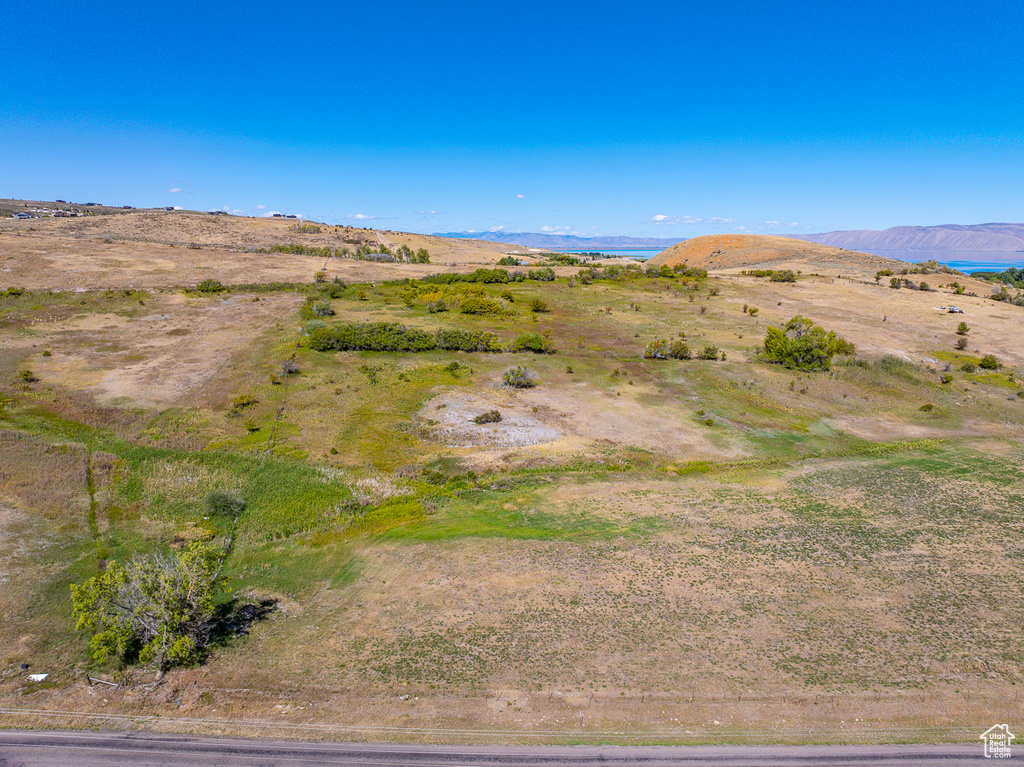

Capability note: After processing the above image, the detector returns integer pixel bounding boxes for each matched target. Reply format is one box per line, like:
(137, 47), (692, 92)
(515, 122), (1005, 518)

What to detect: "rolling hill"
(648, 233), (910, 275)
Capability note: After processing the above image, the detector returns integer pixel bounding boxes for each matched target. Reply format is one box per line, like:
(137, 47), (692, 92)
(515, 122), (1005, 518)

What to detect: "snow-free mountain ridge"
(790, 223), (1024, 252)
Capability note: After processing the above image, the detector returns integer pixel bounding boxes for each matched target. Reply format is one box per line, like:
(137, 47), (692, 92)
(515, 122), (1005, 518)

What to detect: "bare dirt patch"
(420, 380), (741, 462)
(29, 292), (300, 407)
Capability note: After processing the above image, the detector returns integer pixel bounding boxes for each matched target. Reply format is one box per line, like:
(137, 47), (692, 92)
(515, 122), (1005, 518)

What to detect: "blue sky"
(2, 0), (1021, 238)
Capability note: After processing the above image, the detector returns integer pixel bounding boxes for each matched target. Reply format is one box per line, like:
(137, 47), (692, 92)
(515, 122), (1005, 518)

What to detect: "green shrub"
(529, 297), (550, 313)
(312, 300), (335, 317)
(302, 319), (329, 336)
(502, 366), (536, 388)
(956, 321), (970, 335)
(497, 256), (520, 266)
(697, 345), (720, 361)
(955, 337), (968, 350)
(979, 354), (1000, 370)
(644, 339), (669, 359)
(422, 268), (511, 285)
(308, 322), (436, 352)
(17, 369), (38, 383)
(435, 328), (502, 352)
(762, 316), (854, 371)
(526, 267), (556, 282)
(231, 394), (259, 410)
(458, 296), (502, 314)
(941, 374), (953, 384)
(510, 332), (551, 353)
(769, 270), (796, 283)
(473, 410), (502, 424)
(669, 340), (691, 359)
(960, 362), (976, 373)
(196, 278), (225, 293)
(206, 489), (245, 518)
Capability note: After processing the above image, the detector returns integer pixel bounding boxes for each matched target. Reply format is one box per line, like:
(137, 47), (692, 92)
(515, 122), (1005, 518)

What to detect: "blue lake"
(830, 249), (1024, 273)
(556, 249), (662, 259)
(559, 247), (1024, 271)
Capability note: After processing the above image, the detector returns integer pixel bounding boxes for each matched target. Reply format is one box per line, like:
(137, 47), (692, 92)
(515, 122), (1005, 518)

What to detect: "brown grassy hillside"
(0, 206), (520, 289)
(649, 234), (909, 276)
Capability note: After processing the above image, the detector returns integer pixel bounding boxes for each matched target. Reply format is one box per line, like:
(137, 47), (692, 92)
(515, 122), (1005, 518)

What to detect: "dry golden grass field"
(1, 207), (1022, 744)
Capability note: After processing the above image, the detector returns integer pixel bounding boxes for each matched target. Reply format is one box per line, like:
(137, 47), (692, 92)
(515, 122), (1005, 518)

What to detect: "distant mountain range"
(790, 223), (1024, 252)
(436, 224), (1024, 254)
(433, 231), (683, 250)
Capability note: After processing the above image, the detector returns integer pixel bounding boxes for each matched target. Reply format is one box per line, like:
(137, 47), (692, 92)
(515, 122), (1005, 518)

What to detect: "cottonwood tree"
(71, 542), (218, 679)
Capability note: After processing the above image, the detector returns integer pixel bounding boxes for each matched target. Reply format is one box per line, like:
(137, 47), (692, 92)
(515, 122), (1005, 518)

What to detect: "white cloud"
(516, 194), (526, 199)
(788, 222), (799, 227)
(168, 187), (182, 194)
(262, 211), (281, 218)
(256, 204), (266, 210)
(651, 214), (734, 225)
(417, 209), (443, 215)
(540, 225), (572, 233)
(763, 220), (781, 226)
(345, 213), (377, 220)
(487, 225), (505, 232)
(733, 225), (748, 231)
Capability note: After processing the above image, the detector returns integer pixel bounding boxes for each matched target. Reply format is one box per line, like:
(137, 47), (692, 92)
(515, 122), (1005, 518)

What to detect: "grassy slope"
(1, 243), (1023, 742)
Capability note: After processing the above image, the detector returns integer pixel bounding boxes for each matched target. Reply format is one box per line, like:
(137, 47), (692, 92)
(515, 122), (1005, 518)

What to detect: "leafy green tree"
(71, 542), (218, 679)
(762, 316), (854, 371)
(956, 321), (970, 335)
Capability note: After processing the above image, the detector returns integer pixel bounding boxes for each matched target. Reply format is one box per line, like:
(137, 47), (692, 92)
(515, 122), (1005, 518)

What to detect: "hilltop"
(648, 233), (909, 276)
(0, 202), (518, 289)
(790, 222), (1024, 252)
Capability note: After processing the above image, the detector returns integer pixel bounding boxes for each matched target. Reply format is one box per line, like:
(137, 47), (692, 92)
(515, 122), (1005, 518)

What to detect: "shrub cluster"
(742, 269), (793, 281)
(762, 315), (854, 371)
(502, 366), (536, 388)
(645, 339), (693, 360)
(309, 322), (503, 353)
(509, 332), (552, 353)
(473, 410), (502, 424)
(195, 279), (225, 293)
(435, 328), (502, 352)
(458, 296), (503, 314)
(206, 489), (245, 518)
(421, 268), (517, 285)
